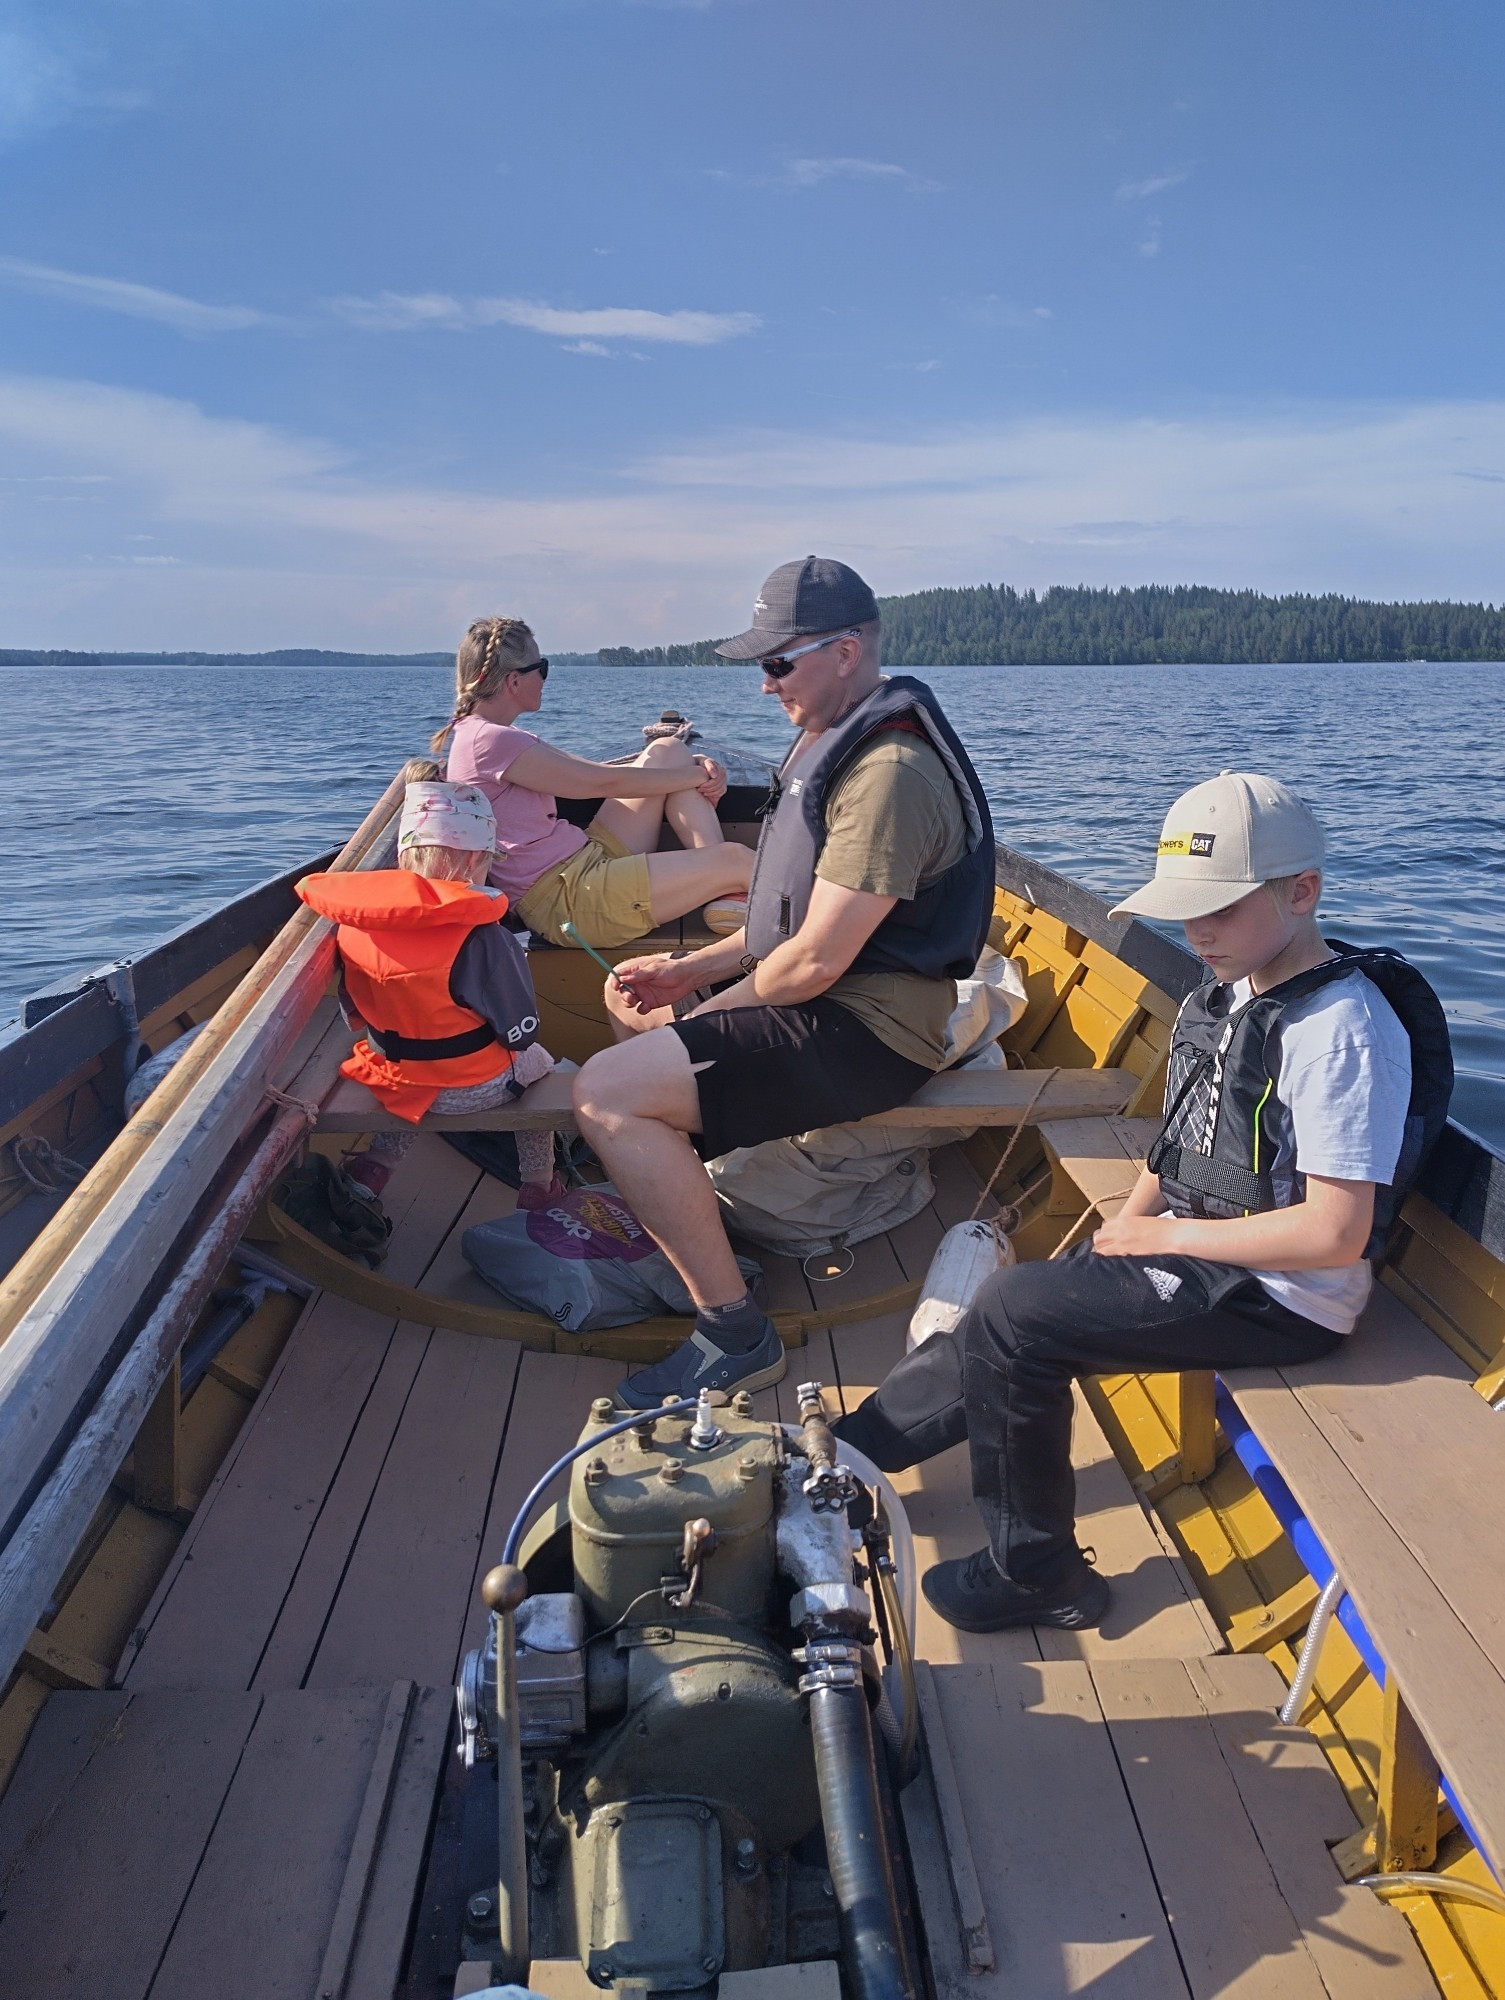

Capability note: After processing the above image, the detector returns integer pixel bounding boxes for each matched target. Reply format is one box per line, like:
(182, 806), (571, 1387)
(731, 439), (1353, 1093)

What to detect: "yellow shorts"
(514, 819), (654, 948)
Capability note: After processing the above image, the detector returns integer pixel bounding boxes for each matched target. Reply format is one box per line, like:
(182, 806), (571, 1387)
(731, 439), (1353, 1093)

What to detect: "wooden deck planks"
(147, 1687), (393, 1999)
(0, 1689), (260, 2000)
(1185, 1656), (1435, 2000)
(251, 1321), (434, 1690)
(0, 1685), (451, 2000)
(307, 1323), (523, 1691)
(1095, 1658), (1333, 1997)
(123, 1295), (406, 1690)
(929, 1660), (1191, 1997)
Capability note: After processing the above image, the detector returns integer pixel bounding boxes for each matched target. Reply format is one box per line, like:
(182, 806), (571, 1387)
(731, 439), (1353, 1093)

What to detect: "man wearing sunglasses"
(573, 556), (995, 1403)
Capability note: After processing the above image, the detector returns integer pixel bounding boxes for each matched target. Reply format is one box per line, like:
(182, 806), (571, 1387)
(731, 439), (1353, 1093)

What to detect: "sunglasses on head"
(514, 659), (549, 681)
(758, 630), (859, 680)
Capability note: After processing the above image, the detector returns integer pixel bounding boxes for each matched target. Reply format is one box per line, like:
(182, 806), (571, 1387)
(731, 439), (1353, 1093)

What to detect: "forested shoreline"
(598, 583), (1505, 667)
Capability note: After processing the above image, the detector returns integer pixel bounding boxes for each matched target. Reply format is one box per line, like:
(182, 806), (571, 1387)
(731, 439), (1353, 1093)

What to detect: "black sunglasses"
(515, 659), (549, 681)
(759, 630), (858, 680)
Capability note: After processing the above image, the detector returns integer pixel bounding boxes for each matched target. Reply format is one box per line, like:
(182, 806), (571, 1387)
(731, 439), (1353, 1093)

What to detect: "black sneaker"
(617, 1318), (787, 1410)
(922, 1546), (1109, 1633)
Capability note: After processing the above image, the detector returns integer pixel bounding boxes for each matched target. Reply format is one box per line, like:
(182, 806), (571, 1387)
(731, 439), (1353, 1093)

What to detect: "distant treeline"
(1, 647), (599, 668)
(597, 583), (1505, 667)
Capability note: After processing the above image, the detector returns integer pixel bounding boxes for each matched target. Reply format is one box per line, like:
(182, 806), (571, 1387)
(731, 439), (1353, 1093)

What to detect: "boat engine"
(455, 1384), (918, 2000)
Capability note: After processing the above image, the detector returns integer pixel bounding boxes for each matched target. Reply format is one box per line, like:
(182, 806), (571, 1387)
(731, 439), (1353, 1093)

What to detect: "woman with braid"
(437, 618), (752, 949)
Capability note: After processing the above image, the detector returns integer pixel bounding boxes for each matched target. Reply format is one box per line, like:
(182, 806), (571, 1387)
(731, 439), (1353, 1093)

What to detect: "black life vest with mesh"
(1147, 942), (1453, 1259)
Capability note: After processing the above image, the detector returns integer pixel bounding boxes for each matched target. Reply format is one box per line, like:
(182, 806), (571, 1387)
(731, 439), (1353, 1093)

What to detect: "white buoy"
(906, 1219), (1014, 1351)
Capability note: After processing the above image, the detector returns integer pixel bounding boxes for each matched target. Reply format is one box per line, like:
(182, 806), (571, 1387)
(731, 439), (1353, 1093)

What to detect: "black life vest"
(743, 676), (995, 981)
(1148, 942), (1454, 1259)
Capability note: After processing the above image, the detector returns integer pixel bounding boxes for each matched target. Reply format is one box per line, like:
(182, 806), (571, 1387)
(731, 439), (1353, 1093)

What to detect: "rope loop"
(11, 1135), (87, 1194)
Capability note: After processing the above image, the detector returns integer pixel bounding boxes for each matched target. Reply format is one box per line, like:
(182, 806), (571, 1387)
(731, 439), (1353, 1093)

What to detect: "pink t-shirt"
(447, 718), (588, 902)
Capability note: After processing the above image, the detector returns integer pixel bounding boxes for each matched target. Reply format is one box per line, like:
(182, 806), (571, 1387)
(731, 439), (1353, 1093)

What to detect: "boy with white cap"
(834, 771), (1451, 1634)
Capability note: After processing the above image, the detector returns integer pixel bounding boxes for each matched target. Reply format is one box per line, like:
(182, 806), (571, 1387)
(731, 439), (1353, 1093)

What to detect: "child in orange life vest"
(296, 777), (565, 1208)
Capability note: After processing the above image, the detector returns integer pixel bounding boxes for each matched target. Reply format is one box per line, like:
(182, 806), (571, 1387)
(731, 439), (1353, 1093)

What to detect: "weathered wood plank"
(124, 1296), (403, 1690)
(148, 1688), (393, 2000)
(1225, 1364), (1505, 1877)
(1093, 1657), (1328, 1998)
(306, 1324), (523, 1691)
(932, 1660), (1188, 1996)
(252, 1322), (433, 1690)
(0, 782), (401, 1550)
(0, 1689), (260, 2000)
(1186, 1655), (1435, 1999)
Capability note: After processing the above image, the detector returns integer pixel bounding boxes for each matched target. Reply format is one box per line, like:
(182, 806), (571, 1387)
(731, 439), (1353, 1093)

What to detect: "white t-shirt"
(1200, 968), (1412, 1333)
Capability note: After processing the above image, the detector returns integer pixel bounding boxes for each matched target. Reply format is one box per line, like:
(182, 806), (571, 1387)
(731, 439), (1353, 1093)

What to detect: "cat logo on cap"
(1157, 831), (1217, 859)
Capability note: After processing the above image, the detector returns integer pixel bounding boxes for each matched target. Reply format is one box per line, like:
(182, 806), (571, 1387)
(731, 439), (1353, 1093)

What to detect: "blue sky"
(1, 0), (1503, 651)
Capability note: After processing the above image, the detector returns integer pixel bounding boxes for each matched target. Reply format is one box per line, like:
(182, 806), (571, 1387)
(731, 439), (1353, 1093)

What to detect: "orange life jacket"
(296, 870), (516, 1122)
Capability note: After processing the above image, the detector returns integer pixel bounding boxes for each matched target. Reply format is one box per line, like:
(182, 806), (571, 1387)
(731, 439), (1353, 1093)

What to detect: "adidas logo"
(1144, 1267), (1182, 1303)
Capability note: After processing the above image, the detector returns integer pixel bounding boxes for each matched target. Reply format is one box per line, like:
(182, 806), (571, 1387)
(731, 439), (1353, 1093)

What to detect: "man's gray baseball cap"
(716, 556), (880, 661)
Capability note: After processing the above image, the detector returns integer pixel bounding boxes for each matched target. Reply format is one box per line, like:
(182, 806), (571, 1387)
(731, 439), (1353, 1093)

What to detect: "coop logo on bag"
(526, 1188), (657, 1262)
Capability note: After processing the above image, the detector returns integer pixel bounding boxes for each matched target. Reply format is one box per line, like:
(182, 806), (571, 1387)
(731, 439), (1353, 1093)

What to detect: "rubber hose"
(808, 1678), (915, 2000)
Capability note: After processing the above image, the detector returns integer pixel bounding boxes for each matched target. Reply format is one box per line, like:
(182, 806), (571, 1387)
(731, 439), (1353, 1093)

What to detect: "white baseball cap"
(1109, 772), (1325, 923)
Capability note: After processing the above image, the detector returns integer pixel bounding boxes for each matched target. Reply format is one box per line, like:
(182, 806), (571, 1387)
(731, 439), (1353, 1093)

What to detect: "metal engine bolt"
(632, 1417), (658, 1453)
(737, 1455), (759, 1484)
(467, 1891), (495, 1923)
(658, 1460), (684, 1485)
(731, 1390), (754, 1418)
(583, 1456), (609, 1486)
(590, 1396), (614, 1422)
(734, 1837), (758, 1876)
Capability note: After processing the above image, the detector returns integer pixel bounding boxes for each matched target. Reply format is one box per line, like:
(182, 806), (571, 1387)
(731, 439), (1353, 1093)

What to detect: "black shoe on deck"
(922, 1546), (1109, 1634)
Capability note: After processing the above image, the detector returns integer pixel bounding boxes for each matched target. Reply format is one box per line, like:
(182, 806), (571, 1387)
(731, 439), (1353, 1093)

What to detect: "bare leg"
(603, 971), (676, 1042)
(590, 739), (694, 855)
(642, 843), (751, 926)
(572, 1029), (745, 1307)
(664, 781), (726, 851)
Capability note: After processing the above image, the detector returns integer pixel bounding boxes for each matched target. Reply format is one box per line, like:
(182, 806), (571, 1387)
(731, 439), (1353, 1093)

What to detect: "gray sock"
(695, 1292), (771, 1356)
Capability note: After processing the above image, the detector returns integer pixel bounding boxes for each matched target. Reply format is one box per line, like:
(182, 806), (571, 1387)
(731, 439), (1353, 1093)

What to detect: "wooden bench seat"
(1040, 1114), (1505, 1882)
(1221, 1285), (1505, 1879)
(314, 1062), (1137, 1135)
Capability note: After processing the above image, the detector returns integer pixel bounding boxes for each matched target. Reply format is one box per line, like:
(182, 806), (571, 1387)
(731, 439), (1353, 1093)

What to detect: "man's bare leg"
(572, 1029), (745, 1305)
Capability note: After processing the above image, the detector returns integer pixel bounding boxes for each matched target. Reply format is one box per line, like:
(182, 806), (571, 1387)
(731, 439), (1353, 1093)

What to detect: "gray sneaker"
(617, 1318), (786, 1410)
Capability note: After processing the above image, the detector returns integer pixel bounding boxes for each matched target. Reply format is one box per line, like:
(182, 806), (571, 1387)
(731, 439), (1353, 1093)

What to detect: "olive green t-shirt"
(815, 731), (970, 1069)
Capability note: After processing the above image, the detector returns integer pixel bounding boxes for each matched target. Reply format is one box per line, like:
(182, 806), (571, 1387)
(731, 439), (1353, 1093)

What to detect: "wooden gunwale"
(0, 771), (405, 1554)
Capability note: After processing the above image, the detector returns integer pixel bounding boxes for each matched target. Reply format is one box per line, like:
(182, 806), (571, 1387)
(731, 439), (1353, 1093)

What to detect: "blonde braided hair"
(430, 616), (538, 753)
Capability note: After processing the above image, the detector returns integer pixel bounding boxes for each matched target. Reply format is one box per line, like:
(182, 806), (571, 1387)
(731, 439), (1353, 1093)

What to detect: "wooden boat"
(1, 753), (1503, 2000)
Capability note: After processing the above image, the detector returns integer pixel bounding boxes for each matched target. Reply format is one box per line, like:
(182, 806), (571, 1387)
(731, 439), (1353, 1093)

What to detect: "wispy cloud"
(785, 156), (940, 192)
(710, 156), (942, 194)
(328, 292), (758, 346)
(0, 256), (274, 332)
(3, 375), (1503, 649)
(1115, 170), (1189, 203)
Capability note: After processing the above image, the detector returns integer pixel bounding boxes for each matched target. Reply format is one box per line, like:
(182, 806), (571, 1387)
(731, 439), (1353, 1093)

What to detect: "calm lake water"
(3, 660), (1502, 1153)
